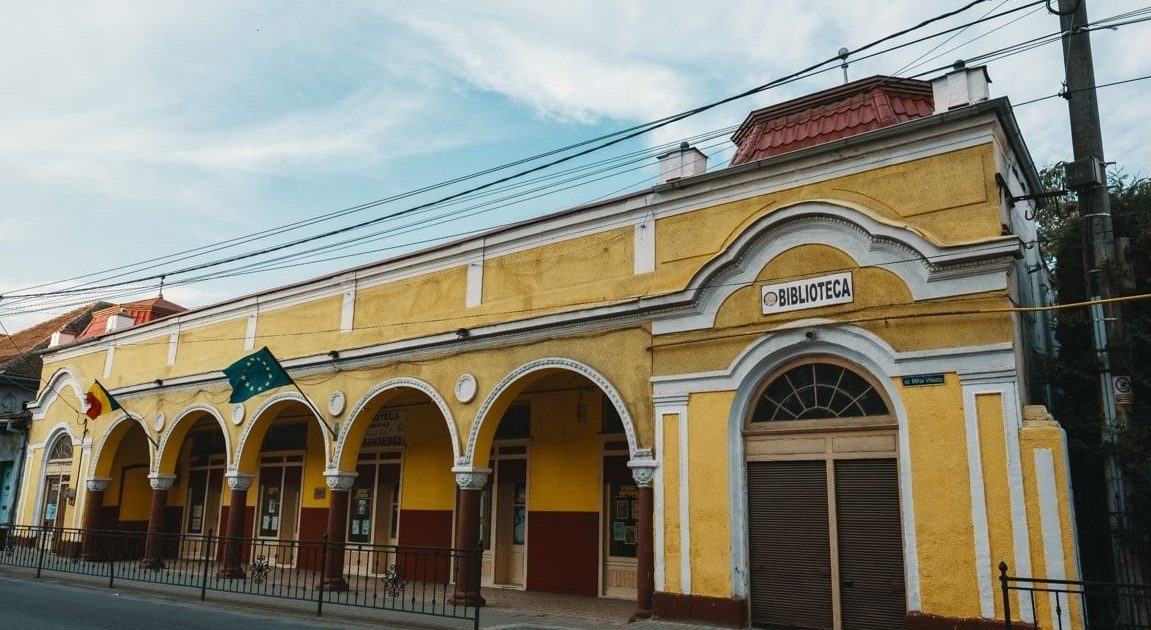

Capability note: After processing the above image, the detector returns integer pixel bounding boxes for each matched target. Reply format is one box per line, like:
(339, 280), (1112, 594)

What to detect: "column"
(81, 477), (111, 561)
(629, 454), (658, 621)
(322, 471), (357, 591)
(448, 466), (489, 607)
(218, 472), (254, 579)
(141, 473), (176, 568)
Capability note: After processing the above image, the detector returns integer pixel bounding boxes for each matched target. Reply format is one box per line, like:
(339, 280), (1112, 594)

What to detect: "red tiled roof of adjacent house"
(0, 302), (111, 379)
(77, 297), (188, 340)
(730, 76), (935, 166)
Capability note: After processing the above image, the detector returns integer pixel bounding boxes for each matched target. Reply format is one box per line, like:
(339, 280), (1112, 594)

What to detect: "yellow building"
(14, 67), (1081, 629)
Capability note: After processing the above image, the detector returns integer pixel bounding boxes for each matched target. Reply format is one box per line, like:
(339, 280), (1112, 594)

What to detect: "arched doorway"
(470, 363), (640, 600)
(336, 380), (458, 582)
(40, 434), (74, 531)
(176, 417), (228, 558)
(744, 358), (907, 630)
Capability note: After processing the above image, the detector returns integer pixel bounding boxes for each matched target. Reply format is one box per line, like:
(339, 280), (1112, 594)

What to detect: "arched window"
(48, 435), (74, 462)
(750, 361), (889, 423)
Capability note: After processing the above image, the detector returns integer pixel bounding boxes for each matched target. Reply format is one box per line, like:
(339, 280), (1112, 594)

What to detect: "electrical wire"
(0, 0), (1018, 308)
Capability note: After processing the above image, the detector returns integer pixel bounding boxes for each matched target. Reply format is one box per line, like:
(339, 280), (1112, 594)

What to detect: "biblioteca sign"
(762, 271), (854, 315)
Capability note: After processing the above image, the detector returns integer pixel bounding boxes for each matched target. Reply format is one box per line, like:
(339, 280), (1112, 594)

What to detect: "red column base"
(322, 575), (349, 591)
(447, 590), (486, 607)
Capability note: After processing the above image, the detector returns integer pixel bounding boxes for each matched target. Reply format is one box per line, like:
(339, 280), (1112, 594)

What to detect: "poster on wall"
(613, 522), (625, 541)
(364, 409), (406, 447)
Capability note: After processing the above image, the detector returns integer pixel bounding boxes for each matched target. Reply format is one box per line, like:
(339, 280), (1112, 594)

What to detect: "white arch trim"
(27, 423), (80, 527)
(334, 377), (460, 470)
(158, 403), (232, 472)
(233, 391), (333, 473)
(464, 357), (640, 466)
(652, 200), (1019, 335)
(90, 412), (155, 477)
(28, 368), (86, 421)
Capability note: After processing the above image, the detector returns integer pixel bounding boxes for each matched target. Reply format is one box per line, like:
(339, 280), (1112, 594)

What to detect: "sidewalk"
(0, 564), (727, 630)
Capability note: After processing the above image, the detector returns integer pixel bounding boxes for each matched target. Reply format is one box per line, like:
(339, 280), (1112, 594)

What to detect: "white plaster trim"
(29, 424), (78, 527)
(652, 406), (667, 591)
(340, 279), (356, 332)
(678, 406), (691, 594)
(652, 201), (1017, 335)
(653, 327), (1016, 399)
(244, 311), (258, 351)
(721, 326), (920, 607)
(167, 331), (179, 365)
(102, 346), (115, 378)
(964, 387), (996, 619)
(634, 215), (655, 274)
(465, 357), (640, 465)
(90, 412), (154, 477)
(335, 377), (460, 468)
(1035, 448), (1073, 630)
(466, 256), (484, 308)
(1001, 383), (1034, 624)
(233, 391), (333, 472)
(27, 369), (85, 420)
(158, 403), (231, 472)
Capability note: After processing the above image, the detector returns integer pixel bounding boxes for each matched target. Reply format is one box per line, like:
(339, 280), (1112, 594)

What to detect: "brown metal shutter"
(834, 458), (907, 630)
(747, 460), (834, 630)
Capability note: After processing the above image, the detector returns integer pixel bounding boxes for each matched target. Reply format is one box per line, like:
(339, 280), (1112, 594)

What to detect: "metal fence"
(1000, 562), (1151, 630)
(0, 524), (480, 629)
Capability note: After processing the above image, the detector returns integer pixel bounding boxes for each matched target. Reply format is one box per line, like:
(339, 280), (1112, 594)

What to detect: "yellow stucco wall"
(526, 389), (601, 513)
(661, 412), (682, 593)
(976, 393), (1015, 620)
(687, 391), (733, 598)
(899, 375), (980, 618)
(399, 403), (456, 511)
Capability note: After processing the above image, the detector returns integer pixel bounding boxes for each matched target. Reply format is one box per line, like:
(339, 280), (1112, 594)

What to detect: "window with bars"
(751, 362), (888, 423)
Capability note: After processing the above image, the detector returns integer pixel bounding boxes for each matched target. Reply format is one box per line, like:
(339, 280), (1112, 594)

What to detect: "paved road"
(0, 575), (379, 629)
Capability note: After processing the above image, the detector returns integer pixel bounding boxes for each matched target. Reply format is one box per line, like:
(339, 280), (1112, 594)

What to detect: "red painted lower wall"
(396, 510), (454, 583)
(526, 511), (598, 597)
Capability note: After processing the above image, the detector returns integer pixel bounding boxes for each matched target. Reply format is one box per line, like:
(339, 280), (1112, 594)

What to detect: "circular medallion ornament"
(231, 404), (245, 426)
(328, 391), (346, 417)
(454, 373), (477, 404)
(153, 412), (166, 433)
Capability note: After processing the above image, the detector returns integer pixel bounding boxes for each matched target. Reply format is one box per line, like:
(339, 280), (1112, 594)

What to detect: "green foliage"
(1041, 164), (1151, 571)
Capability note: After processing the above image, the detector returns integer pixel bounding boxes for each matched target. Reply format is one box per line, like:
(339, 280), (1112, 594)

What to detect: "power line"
(0, 0), (1016, 306)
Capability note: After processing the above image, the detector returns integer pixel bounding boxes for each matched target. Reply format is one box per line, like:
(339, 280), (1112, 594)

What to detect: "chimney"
(49, 331), (76, 347)
(658, 142), (708, 184)
(105, 312), (135, 333)
(931, 64), (991, 113)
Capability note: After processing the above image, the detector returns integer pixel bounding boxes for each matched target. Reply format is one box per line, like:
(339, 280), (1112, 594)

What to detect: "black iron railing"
(1000, 562), (1150, 630)
(0, 524), (480, 629)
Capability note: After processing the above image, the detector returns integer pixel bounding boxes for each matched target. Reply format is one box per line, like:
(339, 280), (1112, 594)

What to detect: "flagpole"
(290, 382), (338, 440)
(117, 403), (160, 449)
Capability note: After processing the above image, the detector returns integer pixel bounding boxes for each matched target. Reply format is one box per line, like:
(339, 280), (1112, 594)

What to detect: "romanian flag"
(85, 380), (122, 420)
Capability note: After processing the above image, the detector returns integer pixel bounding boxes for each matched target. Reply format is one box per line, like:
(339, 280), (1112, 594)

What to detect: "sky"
(2, 0), (1149, 334)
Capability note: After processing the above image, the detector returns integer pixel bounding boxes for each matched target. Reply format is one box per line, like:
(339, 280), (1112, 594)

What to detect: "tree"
(1038, 165), (1151, 580)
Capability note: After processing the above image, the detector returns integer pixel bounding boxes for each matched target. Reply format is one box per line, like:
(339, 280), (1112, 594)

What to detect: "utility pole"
(1056, 0), (1141, 588)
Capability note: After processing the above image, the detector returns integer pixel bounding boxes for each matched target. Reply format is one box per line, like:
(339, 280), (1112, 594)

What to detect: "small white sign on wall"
(761, 271), (854, 315)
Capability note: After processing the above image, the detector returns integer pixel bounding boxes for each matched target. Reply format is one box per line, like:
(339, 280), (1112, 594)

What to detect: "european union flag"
(223, 347), (294, 403)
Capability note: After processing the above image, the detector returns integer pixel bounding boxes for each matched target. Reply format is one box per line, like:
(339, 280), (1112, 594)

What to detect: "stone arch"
(463, 357), (640, 467)
(333, 377), (459, 471)
(723, 325), (920, 608)
(232, 391), (333, 473)
(90, 412), (154, 477)
(28, 368), (85, 420)
(653, 200), (1017, 335)
(156, 403), (231, 475)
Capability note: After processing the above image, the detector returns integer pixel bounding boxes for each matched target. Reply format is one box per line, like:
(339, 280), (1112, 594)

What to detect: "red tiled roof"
(77, 297), (187, 340)
(730, 76), (935, 166)
(0, 303), (111, 379)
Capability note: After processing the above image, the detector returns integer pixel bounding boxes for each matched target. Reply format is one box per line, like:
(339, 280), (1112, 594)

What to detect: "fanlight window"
(47, 436), (74, 462)
(751, 362), (888, 423)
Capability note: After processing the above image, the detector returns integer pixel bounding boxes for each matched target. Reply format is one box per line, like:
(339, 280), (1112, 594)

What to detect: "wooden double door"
(747, 454), (907, 629)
